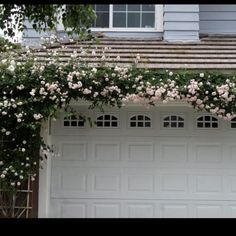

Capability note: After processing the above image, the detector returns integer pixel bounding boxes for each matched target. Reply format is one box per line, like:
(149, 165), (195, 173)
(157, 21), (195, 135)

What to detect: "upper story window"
(91, 4), (163, 31)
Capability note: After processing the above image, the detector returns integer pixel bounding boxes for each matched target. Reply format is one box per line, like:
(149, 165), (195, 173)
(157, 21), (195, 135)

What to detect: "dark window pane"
(138, 122), (143, 127)
(130, 122), (136, 127)
(212, 117), (217, 121)
(112, 116), (117, 120)
(78, 121), (84, 127)
(97, 116), (103, 120)
(96, 13), (109, 27)
(71, 115), (77, 120)
(142, 13), (155, 28)
(232, 118), (236, 122)
(212, 122), (218, 128)
(205, 116), (210, 121)
(104, 121), (110, 127)
(104, 115), (110, 120)
(142, 5), (155, 11)
(164, 117), (170, 121)
(128, 13), (140, 27)
(231, 123), (236, 128)
(128, 5), (140, 11)
(198, 117), (203, 121)
(113, 4), (126, 11)
(71, 121), (77, 126)
(171, 116), (177, 121)
(113, 13), (126, 27)
(171, 122), (177, 128)
(197, 122), (203, 128)
(112, 122), (117, 127)
(145, 116), (150, 120)
(145, 122), (151, 127)
(96, 4), (109, 12)
(178, 122), (184, 128)
(131, 116), (136, 121)
(164, 122), (169, 127)
(179, 117), (184, 121)
(97, 121), (103, 127)
(64, 121), (70, 126)
(138, 115), (143, 120)
(205, 122), (210, 128)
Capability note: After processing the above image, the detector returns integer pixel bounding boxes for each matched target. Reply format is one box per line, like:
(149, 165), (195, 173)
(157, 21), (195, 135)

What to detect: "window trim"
(90, 4), (163, 32)
(196, 115), (219, 129)
(95, 113), (119, 128)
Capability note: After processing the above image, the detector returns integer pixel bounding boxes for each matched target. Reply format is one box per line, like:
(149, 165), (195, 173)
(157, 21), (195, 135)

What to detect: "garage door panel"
(127, 203), (155, 218)
(127, 142), (155, 162)
(160, 174), (189, 193)
(159, 142), (188, 163)
(49, 106), (236, 217)
(92, 142), (121, 161)
(160, 203), (189, 218)
(195, 204), (223, 218)
(61, 142), (88, 161)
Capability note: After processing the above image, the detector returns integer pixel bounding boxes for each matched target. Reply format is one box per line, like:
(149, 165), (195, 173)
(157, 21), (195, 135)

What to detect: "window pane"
(64, 121), (70, 126)
(138, 115), (143, 120)
(197, 122), (203, 128)
(113, 4), (126, 11)
(104, 115), (110, 120)
(128, 13), (140, 27)
(212, 122), (218, 128)
(96, 4), (109, 12)
(130, 122), (136, 127)
(171, 116), (177, 121)
(164, 122), (169, 127)
(71, 121), (77, 126)
(142, 13), (155, 28)
(128, 5), (140, 11)
(138, 122), (143, 127)
(96, 13), (109, 27)
(113, 13), (126, 27)
(142, 5), (155, 11)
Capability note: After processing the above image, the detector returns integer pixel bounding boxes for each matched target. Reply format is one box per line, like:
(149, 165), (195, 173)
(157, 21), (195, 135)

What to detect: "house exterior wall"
(199, 5), (236, 35)
(163, 5), (199, 42)
(21, 4), (236, 46)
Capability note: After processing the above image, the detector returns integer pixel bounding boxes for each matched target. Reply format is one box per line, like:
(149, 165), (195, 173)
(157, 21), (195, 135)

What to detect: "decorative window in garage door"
(129, 115), (151, 127)
(96, 114), (118, 127)
(163, 115), (184, 128)
(63, 114), (85, 127)
(231, 117), (236, 128)
(197, 115), (218, 128)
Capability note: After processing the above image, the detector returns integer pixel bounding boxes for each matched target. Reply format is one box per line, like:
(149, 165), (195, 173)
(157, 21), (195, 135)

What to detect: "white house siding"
(200, 5), (236, 35)
(163, 5), (199, 42)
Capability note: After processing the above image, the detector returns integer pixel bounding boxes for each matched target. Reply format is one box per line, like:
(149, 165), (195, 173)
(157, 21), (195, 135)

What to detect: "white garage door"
(49, 104), (236, 218)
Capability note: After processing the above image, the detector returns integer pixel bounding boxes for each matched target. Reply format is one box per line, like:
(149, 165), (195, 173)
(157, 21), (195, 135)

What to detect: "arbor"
(0, 4), (96, 42)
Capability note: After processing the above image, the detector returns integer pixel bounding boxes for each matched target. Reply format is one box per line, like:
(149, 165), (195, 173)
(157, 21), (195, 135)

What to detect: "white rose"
(200, 73), (204, 78)
(7, 65), (15, 73)
(0, 174), (5, 179)
(6, 131), (11, 136)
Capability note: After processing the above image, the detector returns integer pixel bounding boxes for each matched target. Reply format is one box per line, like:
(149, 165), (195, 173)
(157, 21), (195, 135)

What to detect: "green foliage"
(1, 47), (236, 194)
(0, 4), (96, 40)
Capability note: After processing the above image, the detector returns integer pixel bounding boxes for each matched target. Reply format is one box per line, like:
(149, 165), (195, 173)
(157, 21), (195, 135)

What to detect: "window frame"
(90, 4), (163, 32)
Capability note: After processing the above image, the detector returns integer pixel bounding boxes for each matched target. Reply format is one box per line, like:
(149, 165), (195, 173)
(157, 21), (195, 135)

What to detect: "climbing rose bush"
(1, 46), (236, 191)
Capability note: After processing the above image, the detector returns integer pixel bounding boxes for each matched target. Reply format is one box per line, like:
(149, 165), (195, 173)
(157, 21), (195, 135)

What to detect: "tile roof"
(28, 36), (236, 70)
